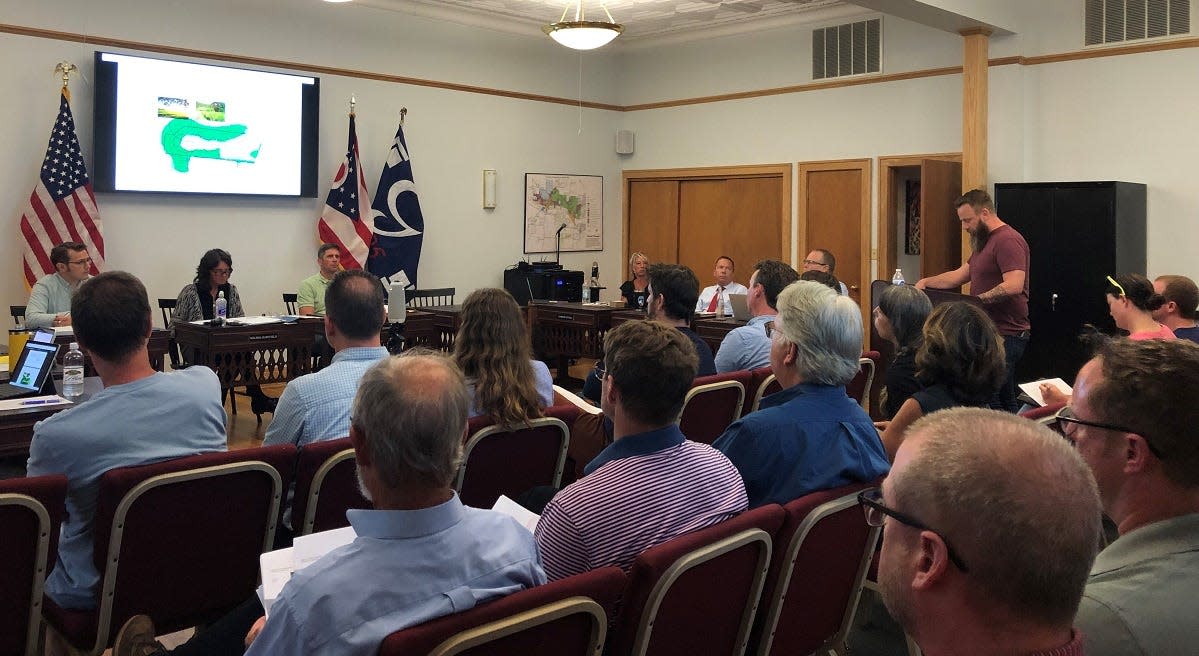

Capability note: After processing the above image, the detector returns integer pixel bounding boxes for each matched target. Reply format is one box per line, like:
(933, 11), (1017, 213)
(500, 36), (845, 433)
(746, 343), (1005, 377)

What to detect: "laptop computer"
(0, 339), (60, 400)
(727, 293), (752, 321)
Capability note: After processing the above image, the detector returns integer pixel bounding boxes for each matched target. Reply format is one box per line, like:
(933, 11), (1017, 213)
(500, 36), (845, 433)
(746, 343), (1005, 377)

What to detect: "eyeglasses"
(593, 361), (608, 380)
(68, 257), (92, 266)
(802, 259), (829, 268)
(1056, 406), (1164, 459)
(764, 320), (779, 339)
(211, 268), (234, 277)
(857, 487), (970, 572)
(1106, 275), (1126, 297)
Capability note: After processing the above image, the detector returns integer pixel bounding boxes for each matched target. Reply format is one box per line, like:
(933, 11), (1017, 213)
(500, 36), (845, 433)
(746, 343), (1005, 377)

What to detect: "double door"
(995, 181), (1146, 383)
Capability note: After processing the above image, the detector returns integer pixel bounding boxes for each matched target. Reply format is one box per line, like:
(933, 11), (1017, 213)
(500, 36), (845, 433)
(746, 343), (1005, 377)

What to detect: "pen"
(20, 399), (58, 406)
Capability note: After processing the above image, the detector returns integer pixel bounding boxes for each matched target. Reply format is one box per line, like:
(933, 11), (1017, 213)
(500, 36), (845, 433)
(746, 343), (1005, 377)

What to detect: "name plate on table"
(555, 314), (575, 321)
(248, 334), (280, 342)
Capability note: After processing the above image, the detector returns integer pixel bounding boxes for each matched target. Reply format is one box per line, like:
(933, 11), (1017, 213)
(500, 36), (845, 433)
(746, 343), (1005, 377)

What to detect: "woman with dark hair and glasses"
(171, 248), (277, 418)
(879, 301), (1006, 459)
(873, 284), (933, 419)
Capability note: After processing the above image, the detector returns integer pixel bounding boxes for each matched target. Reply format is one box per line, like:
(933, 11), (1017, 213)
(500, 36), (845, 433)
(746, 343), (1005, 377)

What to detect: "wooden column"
(960, 28), (991, 270)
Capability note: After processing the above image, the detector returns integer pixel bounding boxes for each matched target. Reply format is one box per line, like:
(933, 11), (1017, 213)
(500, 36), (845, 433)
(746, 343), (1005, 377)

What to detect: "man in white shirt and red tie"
(695, 256), (748, 316)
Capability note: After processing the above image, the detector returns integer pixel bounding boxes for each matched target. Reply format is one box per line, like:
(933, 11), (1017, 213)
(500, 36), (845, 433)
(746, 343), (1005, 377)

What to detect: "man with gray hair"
(116, 352), (546, 656)
(1065, 339), (1199, 656)
(713, 280), (889, 507)
(872, 408), (1100, 656)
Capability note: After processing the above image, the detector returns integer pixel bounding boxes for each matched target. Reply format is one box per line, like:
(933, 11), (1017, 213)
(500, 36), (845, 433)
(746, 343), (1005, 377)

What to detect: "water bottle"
(214, 291), (228, 326)
(63, 342), (84, 397)
(715, 290), (726, 316)
(892, 269), (906, 286)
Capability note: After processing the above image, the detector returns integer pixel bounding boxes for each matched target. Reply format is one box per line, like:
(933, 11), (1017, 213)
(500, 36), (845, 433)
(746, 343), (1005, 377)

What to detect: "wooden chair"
(678, 371), (751, 444)
(41, 445), (296, 656)
(282, 292), (298, 315)
(156, 299), (185, 370)
(752, 483), (880, 656)
(292, 437), (370, 536)
(378, 566), (626, 656)
(456, 417), (570, 509)
(0, 474), (67, 656)
(609, 504), (785, 656)
(407, 287), (456, 308)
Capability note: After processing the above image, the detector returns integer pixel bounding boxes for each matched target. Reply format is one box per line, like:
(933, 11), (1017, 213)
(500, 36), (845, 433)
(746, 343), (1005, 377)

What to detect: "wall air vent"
(1086, 0), (1190, 46)
(812, 18), (881, 81)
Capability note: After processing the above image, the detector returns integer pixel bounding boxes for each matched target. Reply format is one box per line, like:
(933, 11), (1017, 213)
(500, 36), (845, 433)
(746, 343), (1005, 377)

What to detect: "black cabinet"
(995, 182), (1146, 384)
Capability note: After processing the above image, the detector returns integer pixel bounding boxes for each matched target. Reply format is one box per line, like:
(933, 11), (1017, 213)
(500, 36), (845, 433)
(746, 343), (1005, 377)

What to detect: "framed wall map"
(524, 173), (603, 253)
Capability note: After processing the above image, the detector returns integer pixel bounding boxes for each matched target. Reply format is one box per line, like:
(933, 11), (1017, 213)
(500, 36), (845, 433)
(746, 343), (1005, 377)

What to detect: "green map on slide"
(160, 118), (260, 173)
(547, 187), (584, 221)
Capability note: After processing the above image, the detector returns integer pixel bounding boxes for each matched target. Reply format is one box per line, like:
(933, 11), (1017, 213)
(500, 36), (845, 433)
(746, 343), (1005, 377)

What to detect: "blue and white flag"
(367, 122), (424, 286)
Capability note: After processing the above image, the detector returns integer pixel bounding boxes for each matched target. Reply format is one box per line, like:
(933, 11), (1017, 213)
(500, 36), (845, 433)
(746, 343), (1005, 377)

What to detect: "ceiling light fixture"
(543, 1), (624, 50)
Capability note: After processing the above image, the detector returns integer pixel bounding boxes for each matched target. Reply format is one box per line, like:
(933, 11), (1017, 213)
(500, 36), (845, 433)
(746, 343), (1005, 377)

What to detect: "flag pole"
(399, 107), (407, 127)
(54, 62), (77, 100)
(349, 94), (356, 117)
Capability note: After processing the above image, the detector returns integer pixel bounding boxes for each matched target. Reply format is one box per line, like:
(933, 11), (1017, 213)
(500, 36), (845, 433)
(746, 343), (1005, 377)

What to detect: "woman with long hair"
(880, 301), (1005, 459)
(453, 288), (554, 425)
(873, 284), (933, 419)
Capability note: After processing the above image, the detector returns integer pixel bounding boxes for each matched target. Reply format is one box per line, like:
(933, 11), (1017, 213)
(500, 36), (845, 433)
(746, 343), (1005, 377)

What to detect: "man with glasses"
(714, 259), (799, 373)
(713, 280), (888, 508)
(26, 241), (93, 329)
(802, 248), (850, 296)
(1063, 338), (1199, 656)
(872, 408), (1100, 656)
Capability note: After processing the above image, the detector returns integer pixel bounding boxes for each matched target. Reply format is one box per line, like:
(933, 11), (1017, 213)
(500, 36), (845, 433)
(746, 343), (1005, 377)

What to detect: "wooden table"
(526, 302), (615, 385)
(54, 329), (171, 372)
(692, 315), (749, 355)
(0, 377), (103, 458)
(420, 305), (463, 352)
(174, 320), (321, 390)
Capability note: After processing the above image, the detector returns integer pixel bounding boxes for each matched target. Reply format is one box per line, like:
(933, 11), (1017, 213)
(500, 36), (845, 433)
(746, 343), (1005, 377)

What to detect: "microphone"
(556, 222), (568, 234)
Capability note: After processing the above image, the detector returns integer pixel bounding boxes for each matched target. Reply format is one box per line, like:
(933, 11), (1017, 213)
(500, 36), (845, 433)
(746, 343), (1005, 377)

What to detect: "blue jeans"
(993, 333), (1029, 413)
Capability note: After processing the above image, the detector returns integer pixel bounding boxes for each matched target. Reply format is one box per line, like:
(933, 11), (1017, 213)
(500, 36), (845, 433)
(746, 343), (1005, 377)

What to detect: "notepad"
(1017, 378), (1072, 407)
(258, 525), (355, 616)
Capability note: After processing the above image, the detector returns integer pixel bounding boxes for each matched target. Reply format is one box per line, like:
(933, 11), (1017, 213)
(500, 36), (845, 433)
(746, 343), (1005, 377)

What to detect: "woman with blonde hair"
(454, 288), (554, 424)
(619, 252), (650, 309)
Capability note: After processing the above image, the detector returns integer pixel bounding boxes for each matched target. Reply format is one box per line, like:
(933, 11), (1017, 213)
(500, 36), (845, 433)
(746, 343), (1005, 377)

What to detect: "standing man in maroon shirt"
(915, 189), (1030, 412)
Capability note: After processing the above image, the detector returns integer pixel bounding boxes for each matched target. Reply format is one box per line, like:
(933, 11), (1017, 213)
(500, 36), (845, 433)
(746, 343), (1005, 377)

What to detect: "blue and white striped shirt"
(264, 346), (390, 448)
(535, 424), (747, 581)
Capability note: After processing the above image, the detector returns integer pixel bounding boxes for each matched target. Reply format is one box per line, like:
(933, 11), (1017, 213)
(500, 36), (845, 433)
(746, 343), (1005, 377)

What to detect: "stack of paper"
(258, 526), (355, 616)
(1017, 378), (1073, 406)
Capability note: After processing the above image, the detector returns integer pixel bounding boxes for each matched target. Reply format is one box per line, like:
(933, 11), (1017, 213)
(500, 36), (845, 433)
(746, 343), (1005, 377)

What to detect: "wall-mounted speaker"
(615, 129), (635, 155)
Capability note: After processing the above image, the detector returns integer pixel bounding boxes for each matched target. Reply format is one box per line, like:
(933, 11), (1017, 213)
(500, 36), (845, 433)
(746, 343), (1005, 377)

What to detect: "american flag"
(19, 90), (104, 287)
(317, 113), (373, 270)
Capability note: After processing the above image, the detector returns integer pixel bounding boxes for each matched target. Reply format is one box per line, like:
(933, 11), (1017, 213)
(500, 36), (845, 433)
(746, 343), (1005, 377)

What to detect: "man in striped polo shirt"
(534, 321), (748, 581)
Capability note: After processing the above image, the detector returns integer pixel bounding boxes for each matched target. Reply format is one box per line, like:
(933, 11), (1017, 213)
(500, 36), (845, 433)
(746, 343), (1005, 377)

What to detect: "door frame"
(796, 158), (872, 319)
(876, 153), (962, 279)
(622, 164), (792, 268)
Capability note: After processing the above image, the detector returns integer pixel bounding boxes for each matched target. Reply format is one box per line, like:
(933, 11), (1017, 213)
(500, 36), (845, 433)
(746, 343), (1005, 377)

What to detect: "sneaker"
(114, 615), (167, 656)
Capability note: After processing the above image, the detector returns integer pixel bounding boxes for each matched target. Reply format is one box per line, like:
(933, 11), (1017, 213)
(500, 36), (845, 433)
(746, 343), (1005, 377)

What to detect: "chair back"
(157, 298), (183, 369)
(610, 504), (784, 656)
(379, 567), (626, 656)
(0, 475), (67, 656)
(750, 374), (782, 414)
(11, 305), (27, 328)
(753, 483), (879, 656)
(742, 368), (773, 417)
(42, 445), (295, 655)
(1020, 401), (1067, 433)
(282, 292), (298, 315)
(408, 287), (456, 308)
(456, 417), (570, 509)
(292, 437), (371, 536)
(846, 351), (880, 412)
(679, 371), (751, 444)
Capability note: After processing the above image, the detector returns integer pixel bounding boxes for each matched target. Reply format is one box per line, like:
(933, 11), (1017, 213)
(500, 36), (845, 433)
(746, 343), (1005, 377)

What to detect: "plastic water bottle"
(715, 290), (726, 316)
(214, 291), (228, 325)
(892, 269), (906, 286)
(63, 342), (84, 397)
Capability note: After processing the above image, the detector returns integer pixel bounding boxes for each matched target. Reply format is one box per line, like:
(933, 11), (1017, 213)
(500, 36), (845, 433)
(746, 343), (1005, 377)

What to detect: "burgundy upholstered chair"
(752, 482), (880, 656)
(846, 351), (881, 411)
(608, 504), (785, 656)
(41, 444), (296, 656)
(743, 367), (774, 417)
(456, 416), (570, 509)
(678, 370), (753, 444)
(378, 566), (626, 656)
(0, 474), (67, 656)
(291, 437), (370, 536)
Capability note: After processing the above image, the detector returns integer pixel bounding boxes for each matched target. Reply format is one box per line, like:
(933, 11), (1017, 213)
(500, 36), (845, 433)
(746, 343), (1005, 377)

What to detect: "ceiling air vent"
(1086, 0), (1190, 46)
(812, 18), (881, 81)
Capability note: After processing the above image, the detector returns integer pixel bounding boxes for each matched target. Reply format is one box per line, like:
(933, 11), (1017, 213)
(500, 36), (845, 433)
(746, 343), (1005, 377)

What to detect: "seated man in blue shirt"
(713, 280), (889, 507)
(28, 272), (227, 614)
(714, 259), (799, 373)
(115, 352), (546, 656)
(25, 240), (93, 329)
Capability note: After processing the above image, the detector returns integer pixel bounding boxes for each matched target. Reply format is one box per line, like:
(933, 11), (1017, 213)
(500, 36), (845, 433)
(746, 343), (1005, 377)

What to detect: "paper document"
(225, 315), (283, 326)
(1018, 378), (1073, 406)
(552, 385), (602, 414)
(258, 525), (356, 617)
(0, 395), (72, 411)
(51, 326), (74, 336)
(492, 495), (541, 533)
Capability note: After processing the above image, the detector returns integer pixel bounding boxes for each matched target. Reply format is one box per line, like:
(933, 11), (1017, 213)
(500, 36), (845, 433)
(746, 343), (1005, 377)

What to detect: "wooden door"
(798, 159), (871, 320)
(919, 159), (963, 289)
(627, 180), (679, 267)
(677, 177), (784, 285)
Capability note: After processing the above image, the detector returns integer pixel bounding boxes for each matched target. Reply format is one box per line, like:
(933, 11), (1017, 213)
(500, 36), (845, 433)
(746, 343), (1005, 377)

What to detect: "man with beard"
(869, 408), (1100, 656)
(915, 189), (1030, 412)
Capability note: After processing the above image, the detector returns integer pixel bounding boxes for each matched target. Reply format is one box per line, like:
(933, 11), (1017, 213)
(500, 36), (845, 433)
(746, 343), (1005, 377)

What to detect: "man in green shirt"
(27, 241), (92, 329)
(296, 243), (341, 316)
